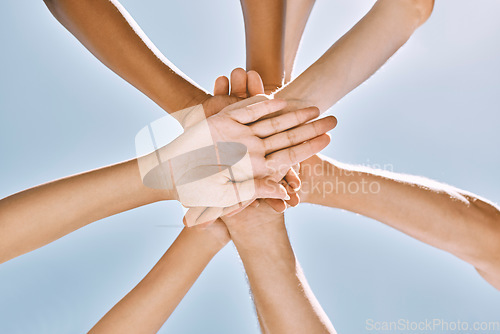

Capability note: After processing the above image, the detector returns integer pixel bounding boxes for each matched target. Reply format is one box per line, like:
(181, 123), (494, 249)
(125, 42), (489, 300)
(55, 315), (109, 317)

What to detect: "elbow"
(462, 199), (500, 273)
(410, 0), (435, 25)
(43, 0), (65, 19)
(392, 0), (434, 27)
(480, 215), (500, 272)
(43, 0), (56, 9)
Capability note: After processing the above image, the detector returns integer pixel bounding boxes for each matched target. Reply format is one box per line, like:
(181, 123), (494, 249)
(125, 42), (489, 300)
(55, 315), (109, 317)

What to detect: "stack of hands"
(3, 0), (500, 333)
(137, 70), (336, 227)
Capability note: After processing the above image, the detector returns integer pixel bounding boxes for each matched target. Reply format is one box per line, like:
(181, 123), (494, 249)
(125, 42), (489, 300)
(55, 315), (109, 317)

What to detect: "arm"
(0, 96), (334, 262)
(283, 0), (316, 83)
(240, 0), (316, 90)
(275, 0), (434, 112)
(240, 0), (286, 92)
(89, 221), (230, 333)
(43, 0), (210, 116)
(299, 154), (500, 289)
(0, 158), (173, 264)
(224, 204), (336, 333)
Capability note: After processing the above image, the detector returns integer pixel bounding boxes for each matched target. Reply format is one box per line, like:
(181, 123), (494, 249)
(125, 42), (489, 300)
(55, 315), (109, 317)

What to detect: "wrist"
(226, 213), (285, 246)
(171, 93), (211, 128)
(299, 156), (346, 206)
(185, 222), (231, 253)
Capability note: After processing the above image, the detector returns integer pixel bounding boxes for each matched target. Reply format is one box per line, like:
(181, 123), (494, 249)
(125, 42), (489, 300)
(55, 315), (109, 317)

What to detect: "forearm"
(43, 0), (209, 115)
(275, 0), (434, 113)
(302, 155), (500, 275)
(240, 0), (286, 92)
(283, 0), (316, 83)
(0, 158), (172, 263)
(228, 215), (335, 333)
(90, 226), (228, 334)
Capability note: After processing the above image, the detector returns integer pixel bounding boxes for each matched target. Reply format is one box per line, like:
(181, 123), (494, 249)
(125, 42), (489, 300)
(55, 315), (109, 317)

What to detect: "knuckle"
(270, 117), (280, 132)
(294, 110), (304, 124)
(286, 130), (297, 144)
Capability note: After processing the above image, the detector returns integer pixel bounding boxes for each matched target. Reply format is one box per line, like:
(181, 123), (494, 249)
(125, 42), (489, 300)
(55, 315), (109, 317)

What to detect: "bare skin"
(0, 159), (170, 264)
(283, 0), (317, 83)
(273, 0), (500, 290)
(297, 155), (500, 290)
(87, 72), (331, 333)
(43, 0), (258, 124)
(43, 0), (208, 116)
(240, 0), (286, 92)
(247, 0), (500, 291)
(223, 203), (336, 334)
(277, 0), (434, 113)
(89, 220), (230, 334)
(0, 73), (331, 264)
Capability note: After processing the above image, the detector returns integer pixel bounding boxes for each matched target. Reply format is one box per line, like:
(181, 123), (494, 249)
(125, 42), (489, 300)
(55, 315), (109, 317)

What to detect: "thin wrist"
(129, 157), (177, 202)
(181, 92), (211, 110)
(183, 225), (230, 253)
(227, 216), (285, 246)
(300, 158), (346, 205)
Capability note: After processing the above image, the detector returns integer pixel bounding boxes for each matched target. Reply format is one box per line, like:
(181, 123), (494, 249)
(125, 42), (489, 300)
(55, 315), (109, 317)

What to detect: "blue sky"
(0, 0), (499, 333)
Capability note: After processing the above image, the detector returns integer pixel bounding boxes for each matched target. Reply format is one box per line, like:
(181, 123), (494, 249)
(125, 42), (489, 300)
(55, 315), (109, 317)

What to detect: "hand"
(138, 98), (335, 208)
(180, 71), (337, 226)
(178, 68), (268, 128)
(205, 76), (311, 214)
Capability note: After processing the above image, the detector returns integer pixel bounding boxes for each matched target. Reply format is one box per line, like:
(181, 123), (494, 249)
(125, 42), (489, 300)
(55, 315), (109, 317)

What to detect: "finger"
(230, 68), (248, 98)
(214, 76), (230, 96)
(266, 134), (331, 173)
(285, 168), (301, 191)
(283, 181), (300, 207)
(287, 192), (300, 207)
(263, 116), (337, 154)
(247, 70), (265, 96)
(264, 198), (287, 213)
(250, 107), (320, 138)
(236, 178), (290, 202)
(228, 99), (287, 124)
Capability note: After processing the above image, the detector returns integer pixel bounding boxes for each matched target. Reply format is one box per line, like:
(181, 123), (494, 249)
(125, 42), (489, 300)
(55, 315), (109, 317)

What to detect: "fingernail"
(285, 194), (290, 200)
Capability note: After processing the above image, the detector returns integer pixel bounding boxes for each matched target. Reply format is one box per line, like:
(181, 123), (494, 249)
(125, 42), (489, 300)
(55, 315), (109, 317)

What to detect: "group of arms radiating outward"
(1, 0), (499, 333)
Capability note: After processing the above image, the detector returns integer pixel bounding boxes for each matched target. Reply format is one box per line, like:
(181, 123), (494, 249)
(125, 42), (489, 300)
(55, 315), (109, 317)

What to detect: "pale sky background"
(0, 0), (499, 333)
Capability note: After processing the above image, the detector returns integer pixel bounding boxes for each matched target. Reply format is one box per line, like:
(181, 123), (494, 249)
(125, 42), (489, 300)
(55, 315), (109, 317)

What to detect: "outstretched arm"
(43, 0), (210, 116)
(89, 221), (230, 334)
(0, 74), (335, 263)
(240, 0), (316, 89)
(283, 0), (316, 83)
(0, 158), (173, 264)
(224, 204), (336, 333)
(275, 0), (434, 113)
(298, 154), (500, 290)
(240, 0), (286, 92)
